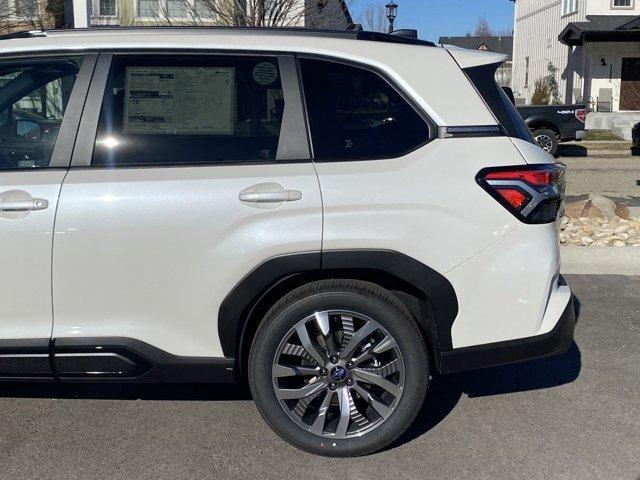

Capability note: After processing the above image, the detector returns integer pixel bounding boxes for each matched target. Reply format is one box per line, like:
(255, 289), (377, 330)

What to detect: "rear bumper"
(438, 294), (576, 374)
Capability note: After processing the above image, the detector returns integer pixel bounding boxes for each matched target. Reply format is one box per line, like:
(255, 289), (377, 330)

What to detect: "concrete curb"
(561, 246), (640, 275)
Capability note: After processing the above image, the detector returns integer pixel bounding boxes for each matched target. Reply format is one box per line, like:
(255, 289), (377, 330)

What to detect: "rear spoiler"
(441, 45), (508, 69)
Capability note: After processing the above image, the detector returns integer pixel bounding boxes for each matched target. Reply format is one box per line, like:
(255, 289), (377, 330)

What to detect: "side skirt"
(0, 338), (235, 384)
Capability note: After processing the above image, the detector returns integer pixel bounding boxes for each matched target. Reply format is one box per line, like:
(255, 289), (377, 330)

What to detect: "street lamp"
(385, 1), (398, 33)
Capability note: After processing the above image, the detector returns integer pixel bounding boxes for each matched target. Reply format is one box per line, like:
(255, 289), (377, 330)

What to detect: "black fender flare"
(218, 250), (459, 363)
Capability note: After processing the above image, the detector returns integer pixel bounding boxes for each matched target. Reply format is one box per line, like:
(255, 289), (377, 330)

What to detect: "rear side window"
(93, 55), (288, 166)
(299, 58), (430, 161)
(464, 63), (534, 143)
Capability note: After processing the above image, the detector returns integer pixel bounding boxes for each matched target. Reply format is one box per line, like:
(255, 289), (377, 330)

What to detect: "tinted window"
(299, 58), (430, 161)
(93, 55), (287, 167)
(464, 63), (535, 144)
(0, 57), (82, 170)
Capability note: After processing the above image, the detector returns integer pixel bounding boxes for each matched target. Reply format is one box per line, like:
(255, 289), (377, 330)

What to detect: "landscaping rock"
(564, 195), (631, 220)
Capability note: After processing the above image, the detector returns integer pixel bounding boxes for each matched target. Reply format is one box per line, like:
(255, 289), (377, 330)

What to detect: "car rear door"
(51, 52), (321, 365)
(0, 54), (94, 374)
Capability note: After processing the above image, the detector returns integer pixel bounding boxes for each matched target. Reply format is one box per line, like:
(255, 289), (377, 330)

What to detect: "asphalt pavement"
(0, 275), (638, 480)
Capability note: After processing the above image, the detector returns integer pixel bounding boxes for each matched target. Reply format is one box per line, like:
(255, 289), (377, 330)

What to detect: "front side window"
(299, 58), (430, 161)
(0, 57), (83, 170)
(93, 55), (287, 166)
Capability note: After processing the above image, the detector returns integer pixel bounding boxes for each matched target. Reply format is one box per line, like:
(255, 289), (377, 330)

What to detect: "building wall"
(587, 40), (640, 111)
(90, 0), (350, 29)
(586, 0), (640, 15)
(512, 0), (588, 105)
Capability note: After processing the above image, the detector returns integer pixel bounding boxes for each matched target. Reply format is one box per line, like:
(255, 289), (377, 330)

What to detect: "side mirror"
(15, 119), (42, 142)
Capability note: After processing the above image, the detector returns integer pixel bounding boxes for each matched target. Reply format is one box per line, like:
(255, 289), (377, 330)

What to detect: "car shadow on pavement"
(557, 144), (588, 157)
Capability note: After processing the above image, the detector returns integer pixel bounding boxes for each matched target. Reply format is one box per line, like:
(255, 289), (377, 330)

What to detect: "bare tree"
(360, 2), (386, 33)
(473, 15), (492, 36)
(0, 0), (65, 35)
(144, 0), (352, 28)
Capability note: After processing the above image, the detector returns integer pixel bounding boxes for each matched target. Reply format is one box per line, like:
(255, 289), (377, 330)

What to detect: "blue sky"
(350, 0), (516, 42)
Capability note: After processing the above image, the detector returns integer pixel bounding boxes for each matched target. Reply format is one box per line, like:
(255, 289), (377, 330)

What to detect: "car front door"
(51, 53), (321, 366)
(0, 54), (93, 373)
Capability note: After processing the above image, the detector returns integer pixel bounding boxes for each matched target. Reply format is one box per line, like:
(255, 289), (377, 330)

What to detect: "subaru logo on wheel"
(331, 366), (347, 382)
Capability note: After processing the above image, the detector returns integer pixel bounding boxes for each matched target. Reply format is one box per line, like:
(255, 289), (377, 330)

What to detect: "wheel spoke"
(310, 390), (334, 435)
(353, 368), (402, 398)
(352, 384), (392, 419)
(372, 335), (397, 354)
(273, 364), (320, 378)
(351, 334), (397, 366)
(295, 322), (326, 366)
(275, 380), (326, 400)
(315, 311), (338, 355)
(339, 321), (378, 360)
(334, 386), (351, 437)
(294, 386), (326, 419)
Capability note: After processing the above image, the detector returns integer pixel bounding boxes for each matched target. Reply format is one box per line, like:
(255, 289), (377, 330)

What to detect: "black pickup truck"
(516, 104), (587, 156)
(502, 88), (587, 156)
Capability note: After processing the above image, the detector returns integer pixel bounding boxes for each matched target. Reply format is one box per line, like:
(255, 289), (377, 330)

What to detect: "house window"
(524, 57), (530, 88)
(137, 0), (159, 17)
(99, 0), (117, 16)
(194, 0), (214, 18)
(562, 0), (579, 15)
(612, 0), (632, 7)
(167, 0), (187, 17)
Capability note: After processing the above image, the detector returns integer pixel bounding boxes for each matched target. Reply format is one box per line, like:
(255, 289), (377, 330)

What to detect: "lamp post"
(385, 1), (398, 33)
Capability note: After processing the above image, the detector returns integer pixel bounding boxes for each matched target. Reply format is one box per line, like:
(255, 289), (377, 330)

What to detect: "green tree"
(531, 79), (551, 105)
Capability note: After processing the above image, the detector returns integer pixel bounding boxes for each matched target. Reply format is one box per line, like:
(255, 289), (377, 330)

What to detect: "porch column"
(71, 0), (91, 27)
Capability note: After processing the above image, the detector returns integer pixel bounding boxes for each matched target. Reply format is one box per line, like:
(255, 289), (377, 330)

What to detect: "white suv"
(0, 27), (575, 456)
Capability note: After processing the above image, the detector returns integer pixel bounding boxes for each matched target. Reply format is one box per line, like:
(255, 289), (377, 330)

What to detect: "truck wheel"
(532, 128), (559, 156)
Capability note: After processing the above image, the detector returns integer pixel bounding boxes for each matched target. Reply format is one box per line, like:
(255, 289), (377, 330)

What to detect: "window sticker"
(252, 62), (279, 86)
(123, 67), (235, 134)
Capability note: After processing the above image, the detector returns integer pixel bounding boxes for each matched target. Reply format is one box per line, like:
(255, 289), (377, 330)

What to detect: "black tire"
(532, 128), (559, 156)
(248, 279), (429, 457)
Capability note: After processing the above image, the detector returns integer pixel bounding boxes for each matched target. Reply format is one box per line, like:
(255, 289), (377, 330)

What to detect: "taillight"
(477, 164), (566, 224)
(575, 109), (587, 123)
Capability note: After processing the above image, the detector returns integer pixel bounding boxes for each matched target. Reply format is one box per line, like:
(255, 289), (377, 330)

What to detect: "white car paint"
(0, 28), (570, 358)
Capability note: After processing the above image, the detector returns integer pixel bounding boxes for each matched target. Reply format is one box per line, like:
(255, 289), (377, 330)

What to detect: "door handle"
(239, 190), (303, 203)
(0, 198), (48, 212)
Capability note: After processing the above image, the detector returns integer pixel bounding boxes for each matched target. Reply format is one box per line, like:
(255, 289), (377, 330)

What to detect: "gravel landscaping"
(560, 194), (640, 247)
(560, 215), (640, 247)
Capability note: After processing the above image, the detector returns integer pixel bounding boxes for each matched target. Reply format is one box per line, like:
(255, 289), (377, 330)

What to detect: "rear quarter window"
(299, 58), (431, 161)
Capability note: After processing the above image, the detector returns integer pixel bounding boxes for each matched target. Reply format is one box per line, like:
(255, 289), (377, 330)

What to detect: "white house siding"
(586, 1), (640, 15)
(512, 0), (588, 105)
(588, 41), (640, 111)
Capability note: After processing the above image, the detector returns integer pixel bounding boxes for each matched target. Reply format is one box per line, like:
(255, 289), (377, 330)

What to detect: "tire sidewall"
(249, 288), (428, 457)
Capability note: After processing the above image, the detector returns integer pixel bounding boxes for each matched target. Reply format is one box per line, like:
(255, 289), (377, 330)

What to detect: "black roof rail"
(0, 29), (46, 40)
(4, 25), (436, 48)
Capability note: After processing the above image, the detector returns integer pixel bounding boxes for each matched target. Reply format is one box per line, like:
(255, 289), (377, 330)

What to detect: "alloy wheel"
(271, 310), (405, 439)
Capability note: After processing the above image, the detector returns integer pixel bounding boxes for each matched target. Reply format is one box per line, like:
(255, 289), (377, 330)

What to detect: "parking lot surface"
(0, 275), (638, 480)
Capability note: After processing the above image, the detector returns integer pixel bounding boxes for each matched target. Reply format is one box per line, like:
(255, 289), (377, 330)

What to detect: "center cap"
(330, 366), (347, 382)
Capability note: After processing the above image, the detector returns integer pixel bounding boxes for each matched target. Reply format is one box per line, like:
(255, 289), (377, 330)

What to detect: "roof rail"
(5, 26), (436, 48)
(0, 29), (47, 40)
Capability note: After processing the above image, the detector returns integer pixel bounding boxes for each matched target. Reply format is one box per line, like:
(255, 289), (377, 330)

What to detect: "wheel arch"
(526, 118), (561, 137)
(218, 250), (459, 377)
